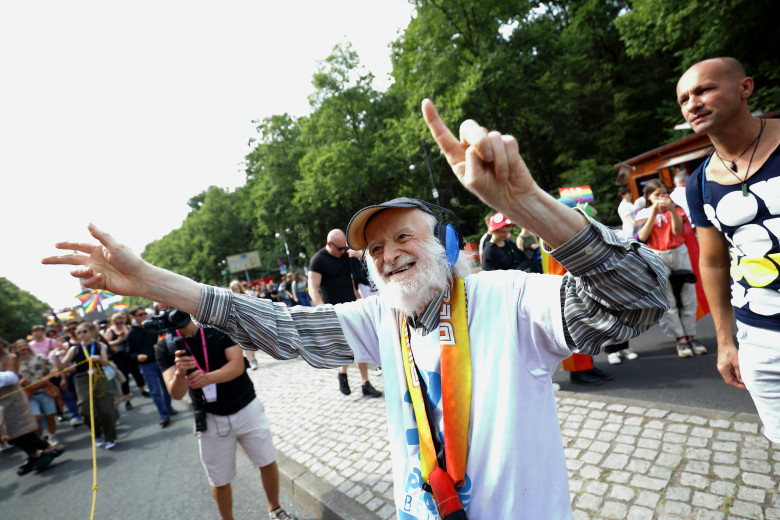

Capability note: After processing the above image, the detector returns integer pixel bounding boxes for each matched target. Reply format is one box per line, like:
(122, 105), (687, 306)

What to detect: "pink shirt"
(29, 338), (57, 357)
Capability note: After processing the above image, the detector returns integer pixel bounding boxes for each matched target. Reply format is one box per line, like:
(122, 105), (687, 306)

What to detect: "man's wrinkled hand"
(42, 223), (150, 297)
(421, 99), (538, 212)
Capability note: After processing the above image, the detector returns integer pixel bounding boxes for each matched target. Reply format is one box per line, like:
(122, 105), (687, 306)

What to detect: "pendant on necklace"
(731, 161), (738, 172)
(742, 183), (748, 197)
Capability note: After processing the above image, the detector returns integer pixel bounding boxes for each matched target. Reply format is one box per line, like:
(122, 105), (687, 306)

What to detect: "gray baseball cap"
(346, 197), (435, 250)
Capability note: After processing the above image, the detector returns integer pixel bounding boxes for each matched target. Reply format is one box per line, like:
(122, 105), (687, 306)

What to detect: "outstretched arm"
(42, 224), (203, 315)
(421, 99), (587, 248)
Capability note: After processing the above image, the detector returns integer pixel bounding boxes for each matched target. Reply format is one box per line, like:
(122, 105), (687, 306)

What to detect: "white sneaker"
(47, 434), (59, 446)
(552, 382), (561, 391)
(607, 352), (622, 365)
(677, 342), (694, 358)
(104, 441), (116, 450)
(689, 340), (707, 355)
(620, 348), (639, 360)
(95, 437), (105, 448)
(69, 417), (83, 427)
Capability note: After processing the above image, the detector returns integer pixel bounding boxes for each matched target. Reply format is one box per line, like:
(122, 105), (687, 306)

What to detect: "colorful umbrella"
(75, 289), (116, 313)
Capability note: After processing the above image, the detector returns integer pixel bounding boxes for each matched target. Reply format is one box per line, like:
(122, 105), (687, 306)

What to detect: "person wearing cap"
(44, 99), (667, 519)
(480, 212), (529, 272)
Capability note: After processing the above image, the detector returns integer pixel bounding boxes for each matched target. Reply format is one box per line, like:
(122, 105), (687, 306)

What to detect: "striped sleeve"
(548, 213), (669, 355)
(195, 288), (354, 369)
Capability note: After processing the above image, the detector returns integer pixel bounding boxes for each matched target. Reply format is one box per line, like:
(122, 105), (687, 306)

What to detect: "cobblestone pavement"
(250, 357), (780, 520)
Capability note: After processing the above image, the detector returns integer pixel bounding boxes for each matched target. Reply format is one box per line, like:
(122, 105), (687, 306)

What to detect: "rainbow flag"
(74, 289), (116, 314)
(113, 303), (130, 312)
(557, 186), (594, 208)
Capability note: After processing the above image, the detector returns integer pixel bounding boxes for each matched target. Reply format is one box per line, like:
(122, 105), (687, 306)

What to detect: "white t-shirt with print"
(335, 269), (573, 519)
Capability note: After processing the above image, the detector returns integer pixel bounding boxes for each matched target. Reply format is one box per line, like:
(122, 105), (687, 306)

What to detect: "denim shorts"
(28, 390), (57, 416)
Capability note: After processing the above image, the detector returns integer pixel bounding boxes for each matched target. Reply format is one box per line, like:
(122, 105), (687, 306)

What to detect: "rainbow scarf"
(399, 277), (471, 488)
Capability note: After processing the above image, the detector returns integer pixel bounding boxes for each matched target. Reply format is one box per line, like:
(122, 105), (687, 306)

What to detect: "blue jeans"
(139, 362), (173, 419)
(63, 374), (80, 419)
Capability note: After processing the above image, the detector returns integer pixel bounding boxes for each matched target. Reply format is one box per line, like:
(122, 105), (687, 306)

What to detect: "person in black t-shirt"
(157, 317), (296, 520)
(481, 212), (530, 272)
(126, 306), (176, 427)
(308, 229), (382, 398)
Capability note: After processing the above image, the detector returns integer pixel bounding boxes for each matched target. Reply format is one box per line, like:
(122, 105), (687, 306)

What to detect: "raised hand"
(41, 223), (150, 298)
(421, 99), (537, 212)
(421, 98), (587, 248)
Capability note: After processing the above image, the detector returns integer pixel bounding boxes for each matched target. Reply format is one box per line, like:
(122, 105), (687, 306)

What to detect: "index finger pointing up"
(421, 99), (464, 167)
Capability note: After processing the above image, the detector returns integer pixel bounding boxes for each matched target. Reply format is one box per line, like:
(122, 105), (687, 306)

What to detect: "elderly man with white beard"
(43, 99), (667, 520)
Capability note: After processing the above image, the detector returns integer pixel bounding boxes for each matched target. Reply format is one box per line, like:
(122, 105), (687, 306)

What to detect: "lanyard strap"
(81, 341), (97, 358)
(176, 329), (209, 373)
(399, 277), (471, 487)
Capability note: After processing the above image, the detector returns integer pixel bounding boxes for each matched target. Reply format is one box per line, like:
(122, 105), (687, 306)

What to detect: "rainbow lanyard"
(399, 277), (471, 488)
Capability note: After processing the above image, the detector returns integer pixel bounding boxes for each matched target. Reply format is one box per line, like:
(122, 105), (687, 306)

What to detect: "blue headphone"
(418, 200), (464, 268)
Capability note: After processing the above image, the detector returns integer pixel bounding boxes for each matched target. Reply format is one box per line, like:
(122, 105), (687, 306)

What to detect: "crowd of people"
(4, 57), (776, 520)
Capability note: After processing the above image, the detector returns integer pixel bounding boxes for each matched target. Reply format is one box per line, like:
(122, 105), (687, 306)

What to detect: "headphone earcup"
(444, 223), (460, 268)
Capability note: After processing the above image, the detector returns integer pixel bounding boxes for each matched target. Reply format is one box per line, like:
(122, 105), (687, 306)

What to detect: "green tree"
(0, 278), (51, 341)
(616, 0), (780, 121)
(142, 186), (259, 286)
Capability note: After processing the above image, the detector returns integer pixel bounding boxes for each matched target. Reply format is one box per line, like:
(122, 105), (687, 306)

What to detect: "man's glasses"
(328, 242), (347, 252)
(76, 330), (90, 335)
(134, 312), (146, 317)
(67, 327), (77, 332)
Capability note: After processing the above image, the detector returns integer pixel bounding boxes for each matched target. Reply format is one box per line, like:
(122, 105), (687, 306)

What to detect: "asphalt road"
(552, 313), (759, 415)
(0, 394), (315, 520)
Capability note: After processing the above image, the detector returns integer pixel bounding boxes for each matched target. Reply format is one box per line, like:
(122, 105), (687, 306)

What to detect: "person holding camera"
(157, 312), (296, 520)
(126, 306), (177, 427)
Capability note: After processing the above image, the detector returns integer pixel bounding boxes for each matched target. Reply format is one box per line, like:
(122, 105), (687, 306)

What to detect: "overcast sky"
(0, 0), (415, 310)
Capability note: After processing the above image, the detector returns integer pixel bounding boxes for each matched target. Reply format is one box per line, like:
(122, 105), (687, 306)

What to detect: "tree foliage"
(138, 0), (778, 278)
(0, 278), (51, 341)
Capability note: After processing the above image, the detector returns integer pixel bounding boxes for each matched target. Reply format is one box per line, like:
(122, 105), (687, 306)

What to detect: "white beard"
(367, 237), (452, 316)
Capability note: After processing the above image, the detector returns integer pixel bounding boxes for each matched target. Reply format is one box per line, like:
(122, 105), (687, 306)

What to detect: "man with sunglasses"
(308, 229), (382, 398)
(126, 306), (177, 427)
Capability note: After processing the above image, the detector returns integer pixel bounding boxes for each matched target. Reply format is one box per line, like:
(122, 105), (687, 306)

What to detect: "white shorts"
(196, 398), (276, 487)
(736, 321), (780, 443)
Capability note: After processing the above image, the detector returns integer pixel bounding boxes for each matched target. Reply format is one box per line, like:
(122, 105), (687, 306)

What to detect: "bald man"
(680, 57), (780, 442)
(308, 229), (382, 397)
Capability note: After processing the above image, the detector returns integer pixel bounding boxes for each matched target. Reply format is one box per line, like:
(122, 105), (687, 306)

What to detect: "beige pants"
(652, 243), (697, 339)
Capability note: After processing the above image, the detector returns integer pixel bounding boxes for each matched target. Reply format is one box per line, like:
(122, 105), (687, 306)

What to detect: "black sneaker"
(33, 451), (55, 471)
(338, 373), (351, 395)
(362, 381), (383, 398)
(49, 447), (64, 459)
(159, 417), (171, 428)
(569, 371), (603, 386)
(169, 409), (178, 416)
(141, 390), (151, 398)
(125, 401), (133, 411)
(17, 459), (35, 476)
(586, 367), (614, 381)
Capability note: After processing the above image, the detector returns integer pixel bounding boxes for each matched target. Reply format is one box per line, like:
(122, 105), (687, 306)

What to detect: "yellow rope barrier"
(87, 356), (99, 520)
(1, 356), (105, 519)
(0, 359), (87, 401)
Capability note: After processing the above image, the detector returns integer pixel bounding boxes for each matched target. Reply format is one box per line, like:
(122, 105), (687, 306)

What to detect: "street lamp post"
(409, 139), (441, 205)
(275, 229), (294, 274)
